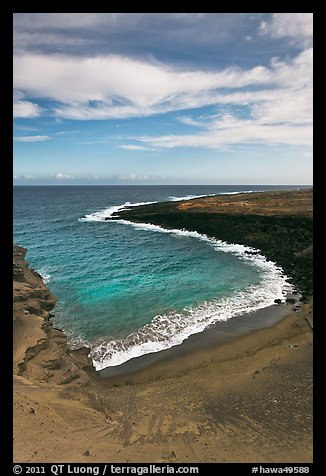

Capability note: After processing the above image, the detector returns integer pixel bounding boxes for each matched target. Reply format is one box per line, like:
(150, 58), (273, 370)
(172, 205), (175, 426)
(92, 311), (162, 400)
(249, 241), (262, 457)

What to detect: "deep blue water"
(13, 185), (298, 368)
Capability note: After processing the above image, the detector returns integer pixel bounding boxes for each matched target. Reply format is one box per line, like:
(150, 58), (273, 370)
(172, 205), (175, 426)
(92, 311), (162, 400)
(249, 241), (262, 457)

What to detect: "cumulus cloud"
(14, 135), (50, 142)
(54, 173), (73, 180)
(13, 100), (41, 118)
(123, 173), (149, 181)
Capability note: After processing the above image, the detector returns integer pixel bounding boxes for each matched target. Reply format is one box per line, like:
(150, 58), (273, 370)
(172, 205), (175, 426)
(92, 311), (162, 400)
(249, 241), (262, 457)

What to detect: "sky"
(13, 13), (313, 185)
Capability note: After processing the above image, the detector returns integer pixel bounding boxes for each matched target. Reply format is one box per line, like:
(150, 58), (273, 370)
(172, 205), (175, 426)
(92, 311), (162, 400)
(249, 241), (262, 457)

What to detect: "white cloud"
(133, 49), (312, 150)
(55, 130), (80, 136)
(260, 13), (313, 45)
(178, 116), (205, 127)
(13, 100), (41, 118)
(13, 48), (312, 149)
(119, 144), (155, 151)
(54, 173), (73, 180)
(13, 53), (273, 117)
(123, 173), (149, 181)
(14, 125), (40, 131)
(14, 135), (50, 142)
(138, 119), (312, 149)
(137, 51), (312, 149)
(126, 173), (137, 180)
(13, 49), (311, 121)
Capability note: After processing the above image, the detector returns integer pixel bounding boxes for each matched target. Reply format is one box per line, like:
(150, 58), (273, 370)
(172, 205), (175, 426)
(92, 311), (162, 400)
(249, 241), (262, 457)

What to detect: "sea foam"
(88, 218), (292, 370)
(79, 201), (157, 222)
(169, 193), (215, 201)
(79, 191), (258, 223)
(38, 267), (51, 284)
(219, 190), (255, 195)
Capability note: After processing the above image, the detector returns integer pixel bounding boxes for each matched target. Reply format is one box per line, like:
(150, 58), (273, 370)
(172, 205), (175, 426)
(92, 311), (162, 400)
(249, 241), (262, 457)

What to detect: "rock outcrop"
(13, 245), (95, 386)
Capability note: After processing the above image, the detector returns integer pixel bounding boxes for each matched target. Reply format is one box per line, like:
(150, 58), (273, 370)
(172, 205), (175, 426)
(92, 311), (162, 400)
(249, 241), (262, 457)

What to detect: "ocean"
(13, 185), (298, 370)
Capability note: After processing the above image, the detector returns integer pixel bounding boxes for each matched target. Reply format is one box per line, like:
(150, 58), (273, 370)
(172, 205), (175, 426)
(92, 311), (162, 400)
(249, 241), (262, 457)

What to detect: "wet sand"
(13, 250), (312, 463)
(13, 190), (313, 463)
(99, 300), (295, 378)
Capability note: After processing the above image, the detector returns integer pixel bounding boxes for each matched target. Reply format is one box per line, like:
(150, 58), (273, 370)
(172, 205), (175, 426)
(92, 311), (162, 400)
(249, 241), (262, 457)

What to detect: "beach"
(13, 190), (313, 463)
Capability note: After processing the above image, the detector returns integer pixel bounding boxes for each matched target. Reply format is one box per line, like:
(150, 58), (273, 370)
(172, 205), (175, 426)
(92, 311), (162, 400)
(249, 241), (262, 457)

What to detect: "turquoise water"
(13, 185), (295, 369)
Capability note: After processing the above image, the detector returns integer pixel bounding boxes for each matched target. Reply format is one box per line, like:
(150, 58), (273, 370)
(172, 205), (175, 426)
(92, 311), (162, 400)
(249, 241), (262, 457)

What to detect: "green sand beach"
(14, 190), (313, 463)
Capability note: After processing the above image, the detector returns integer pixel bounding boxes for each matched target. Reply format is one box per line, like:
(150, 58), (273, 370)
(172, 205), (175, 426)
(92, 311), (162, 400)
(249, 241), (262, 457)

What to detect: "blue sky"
(13, 13), (313, 185)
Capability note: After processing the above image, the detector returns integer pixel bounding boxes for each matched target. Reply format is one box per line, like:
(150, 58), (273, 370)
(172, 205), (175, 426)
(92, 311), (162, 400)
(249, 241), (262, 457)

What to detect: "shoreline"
(96, 188), (312, 375)
(113, 189), (313, 301)
(99, 299), (297, 378)
(13, 250), (313, 461)
(13, 189), (313, 463)
(13, 245), (94, 386)
(13, 240), (297, 381)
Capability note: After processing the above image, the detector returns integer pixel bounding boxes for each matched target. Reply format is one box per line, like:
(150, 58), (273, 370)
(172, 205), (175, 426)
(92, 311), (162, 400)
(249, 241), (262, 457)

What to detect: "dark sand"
(99, 301), (295, 378)
(13, 190), (313, 463)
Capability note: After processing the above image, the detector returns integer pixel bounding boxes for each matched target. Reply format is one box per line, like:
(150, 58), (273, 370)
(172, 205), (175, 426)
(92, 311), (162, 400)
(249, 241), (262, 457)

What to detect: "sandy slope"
(13, 190), (313, 463)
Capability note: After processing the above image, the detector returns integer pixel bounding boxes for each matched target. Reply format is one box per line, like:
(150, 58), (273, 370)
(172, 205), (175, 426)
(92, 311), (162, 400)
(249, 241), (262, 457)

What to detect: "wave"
(169, 193), (215, 201)
(219, 190), (255, 195)
(79, 192), (292, 370)
(79, 201), (157, 222)
(170, 191), (259, 201)
(89, 220), (292, 370)
(79, 191), (257, 222)
(38, 267), (51, 284)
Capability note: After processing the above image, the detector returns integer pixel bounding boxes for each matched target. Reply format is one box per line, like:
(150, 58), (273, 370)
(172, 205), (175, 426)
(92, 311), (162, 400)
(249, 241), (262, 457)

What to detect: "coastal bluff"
(110, 189), (313, 301)
(13, 245), (93, 385)
(13, 188), (313, 462)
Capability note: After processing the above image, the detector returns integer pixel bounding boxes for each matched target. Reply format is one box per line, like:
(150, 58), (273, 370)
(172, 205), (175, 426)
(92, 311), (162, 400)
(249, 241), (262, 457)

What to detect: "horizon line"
(13, 183), (313, 187)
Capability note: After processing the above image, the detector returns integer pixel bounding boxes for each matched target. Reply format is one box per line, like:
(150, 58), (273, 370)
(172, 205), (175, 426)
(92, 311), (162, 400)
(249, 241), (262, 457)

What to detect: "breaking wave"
(88, 220), (291, 370)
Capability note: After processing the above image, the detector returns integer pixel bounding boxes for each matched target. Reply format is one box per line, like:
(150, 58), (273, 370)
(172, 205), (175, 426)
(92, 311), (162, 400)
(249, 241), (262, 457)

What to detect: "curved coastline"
(111, 189), (313, 301)
(13, 243), (313, 462)
(13, 189), (313, 463)
(14, 189), (313, 374)
(98, 300), (296, 378)
(91, 224), (292, 371)
(94, 188), (312, 372)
